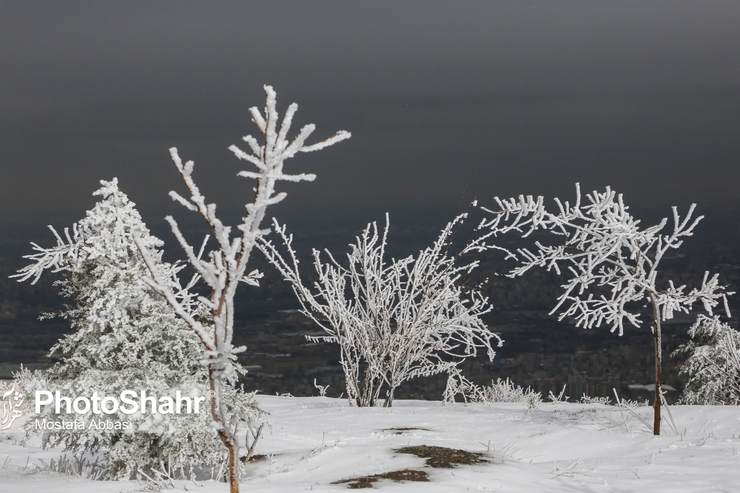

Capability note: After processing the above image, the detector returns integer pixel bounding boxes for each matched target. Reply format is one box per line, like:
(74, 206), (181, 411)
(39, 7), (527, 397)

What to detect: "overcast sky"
(1, 1), (739, 238)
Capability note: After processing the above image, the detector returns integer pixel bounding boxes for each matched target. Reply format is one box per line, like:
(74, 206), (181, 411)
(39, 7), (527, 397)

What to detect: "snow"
(2, 395), (739, 492)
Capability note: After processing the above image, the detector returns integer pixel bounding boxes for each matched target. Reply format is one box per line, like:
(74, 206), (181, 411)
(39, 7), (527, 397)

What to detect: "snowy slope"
(2, 395), (739, 492)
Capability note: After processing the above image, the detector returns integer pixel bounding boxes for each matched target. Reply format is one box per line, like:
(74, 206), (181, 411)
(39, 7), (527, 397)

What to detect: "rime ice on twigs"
(134, 86), (349, 493)
(259, 212), (503, 407)
(480, 183), (733, 435)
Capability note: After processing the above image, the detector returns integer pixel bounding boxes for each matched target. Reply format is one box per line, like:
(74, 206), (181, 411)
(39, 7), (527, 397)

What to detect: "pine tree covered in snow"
(674, 314), (740, 405)
(13, 179), (264, 479)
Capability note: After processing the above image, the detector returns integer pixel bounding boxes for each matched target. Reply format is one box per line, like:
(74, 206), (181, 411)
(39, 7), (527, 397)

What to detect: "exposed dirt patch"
(381, 427), (432, 434)
(396, 445), (486, 468)
(333, 468), (429, 489)
(240, 454), (269, 463)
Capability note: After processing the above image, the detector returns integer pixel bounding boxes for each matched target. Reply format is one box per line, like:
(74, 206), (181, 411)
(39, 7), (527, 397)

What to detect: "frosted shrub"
(674, 314), (740, 405)
(31, 452), (107, 481)
(579, 395), (612, 405)
(445, 377), (541, 409)
(619, 398), (649, 408)
(476, 378), (542, 408)
(260, 213), (503, 407)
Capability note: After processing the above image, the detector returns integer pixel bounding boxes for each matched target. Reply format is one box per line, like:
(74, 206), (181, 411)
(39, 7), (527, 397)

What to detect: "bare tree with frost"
(134, 86), (349, 492)
(259, 213), (503, 407)
(479, 184), (733, 435)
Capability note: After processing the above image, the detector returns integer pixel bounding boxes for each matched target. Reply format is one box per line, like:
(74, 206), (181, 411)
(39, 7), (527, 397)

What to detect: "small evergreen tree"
(13, 179), (264, 479)
(674, 314), (740, 405)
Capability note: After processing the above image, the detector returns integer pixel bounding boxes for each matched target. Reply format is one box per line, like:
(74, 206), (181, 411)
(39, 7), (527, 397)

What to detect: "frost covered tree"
(480, 184), (733, 435)
(674, 314), (740, 405)
(259, 213), (503, 407)
(135, 85), (349, 492)
(12, 178), (263, 478)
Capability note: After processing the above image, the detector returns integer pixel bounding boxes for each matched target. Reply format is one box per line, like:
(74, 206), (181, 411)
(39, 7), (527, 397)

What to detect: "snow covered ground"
(2, 395), (739, 492)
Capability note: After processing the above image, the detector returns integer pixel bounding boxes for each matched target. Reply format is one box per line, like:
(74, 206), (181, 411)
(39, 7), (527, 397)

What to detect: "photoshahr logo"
(2, 383), (213, 433)
(31, 386), (213, 432)
(0, 382), (26, 431)
(34, 389), (210, 415)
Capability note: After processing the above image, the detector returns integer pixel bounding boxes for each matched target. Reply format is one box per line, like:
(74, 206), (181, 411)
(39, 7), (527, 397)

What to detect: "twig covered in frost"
(579, 395), (611, 405)
(551, 458), (598, 478)
(548, 384), (568, 403)
(313, 378), (330, 397)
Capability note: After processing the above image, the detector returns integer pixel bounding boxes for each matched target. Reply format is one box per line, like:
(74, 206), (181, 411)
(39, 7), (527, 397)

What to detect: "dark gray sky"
(2, 1), (740, 237)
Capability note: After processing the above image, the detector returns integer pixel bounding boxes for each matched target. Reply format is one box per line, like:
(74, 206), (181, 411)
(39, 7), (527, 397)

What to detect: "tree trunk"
(225, 442), (239, 493)
(209, 367), (240, 493)
(361, 369), (377, 407)
(650, 295), (662, 436)
(355, 363), (383, 407)
(384, 386), (395, 407)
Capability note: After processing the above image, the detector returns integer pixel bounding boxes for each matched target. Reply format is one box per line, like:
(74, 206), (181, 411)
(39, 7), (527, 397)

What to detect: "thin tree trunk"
(384, 386), (395, 407)
(650, 295), (662, 436)
(357, 364), (384, 407)
(361, 369), (376, 407)
(209, 367), (240, 493)
(226, 443), (239, 493)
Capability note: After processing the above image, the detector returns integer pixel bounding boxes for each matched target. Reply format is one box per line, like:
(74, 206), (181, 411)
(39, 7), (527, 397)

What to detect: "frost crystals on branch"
(259, 213), (503, 407)
(134, 86), (349, 493)
(480, 183), (733, 435)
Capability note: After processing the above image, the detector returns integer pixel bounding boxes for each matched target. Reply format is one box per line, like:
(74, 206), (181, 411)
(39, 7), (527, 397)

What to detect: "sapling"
(480, 184), (733, 434)
(135, 86), (349, 492)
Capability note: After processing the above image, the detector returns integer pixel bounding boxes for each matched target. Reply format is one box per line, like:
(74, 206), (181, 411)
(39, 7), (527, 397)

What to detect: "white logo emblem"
(0, 382), (26, 431)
